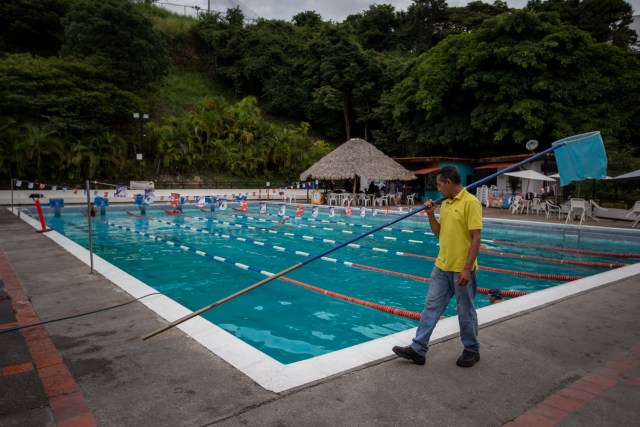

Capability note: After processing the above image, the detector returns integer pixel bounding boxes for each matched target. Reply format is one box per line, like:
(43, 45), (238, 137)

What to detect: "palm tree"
(15, 123), (61, 177)
(0, 117), (18, 176)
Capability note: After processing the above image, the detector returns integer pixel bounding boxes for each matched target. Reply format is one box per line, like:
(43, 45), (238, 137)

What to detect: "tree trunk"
(341, 92), (350, 140)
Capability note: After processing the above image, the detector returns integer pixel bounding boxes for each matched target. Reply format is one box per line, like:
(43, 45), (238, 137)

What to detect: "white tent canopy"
(612, 169), (640, 180)
(504, 170), (556, 181)
(550, 173), (612, 182)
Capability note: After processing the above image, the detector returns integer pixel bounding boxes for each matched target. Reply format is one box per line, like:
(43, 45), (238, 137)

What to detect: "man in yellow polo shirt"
(393, 165), (482, 367)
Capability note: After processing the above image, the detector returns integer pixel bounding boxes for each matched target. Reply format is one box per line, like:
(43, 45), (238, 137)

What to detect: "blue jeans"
(411, 267), (479, 356)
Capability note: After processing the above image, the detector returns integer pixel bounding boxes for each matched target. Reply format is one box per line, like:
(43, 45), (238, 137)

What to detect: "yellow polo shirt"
(435, 188), (482, 272)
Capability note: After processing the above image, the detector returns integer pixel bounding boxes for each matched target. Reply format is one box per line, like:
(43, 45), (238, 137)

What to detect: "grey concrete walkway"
(1, 208), (639, 426)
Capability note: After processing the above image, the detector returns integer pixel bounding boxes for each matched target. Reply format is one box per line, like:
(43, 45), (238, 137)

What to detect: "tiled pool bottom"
(15, 209), (640, 392)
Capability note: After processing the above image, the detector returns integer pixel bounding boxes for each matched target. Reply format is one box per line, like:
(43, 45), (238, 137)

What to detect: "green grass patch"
(149, 67), (233, 117)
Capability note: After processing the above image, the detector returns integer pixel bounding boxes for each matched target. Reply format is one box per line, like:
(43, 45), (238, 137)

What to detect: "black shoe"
(392, 345), (426, 365)
(456, 350), (480, 367)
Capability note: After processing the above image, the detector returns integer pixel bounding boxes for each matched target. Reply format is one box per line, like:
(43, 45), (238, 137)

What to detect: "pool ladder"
(562, 223), (582, 243)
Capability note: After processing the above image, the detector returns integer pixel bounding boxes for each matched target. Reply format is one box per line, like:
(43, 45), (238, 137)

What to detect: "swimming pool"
(37, 203), (640, 367)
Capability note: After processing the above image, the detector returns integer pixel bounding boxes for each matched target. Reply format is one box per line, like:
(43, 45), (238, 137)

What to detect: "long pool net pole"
(143, 135), (598, 340)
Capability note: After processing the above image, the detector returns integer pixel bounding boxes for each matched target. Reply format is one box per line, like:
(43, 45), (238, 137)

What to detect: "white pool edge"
(13, 207), (640, 393)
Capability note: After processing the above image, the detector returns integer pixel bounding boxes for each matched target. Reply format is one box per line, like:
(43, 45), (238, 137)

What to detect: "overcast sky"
(238, 0), (640, 22)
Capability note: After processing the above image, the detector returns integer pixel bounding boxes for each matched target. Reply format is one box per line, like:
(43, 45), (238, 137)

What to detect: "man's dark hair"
(437, 165), (461, 185)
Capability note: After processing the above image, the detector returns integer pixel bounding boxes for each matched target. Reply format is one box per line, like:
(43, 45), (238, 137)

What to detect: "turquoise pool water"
(43, 205), (640, 364)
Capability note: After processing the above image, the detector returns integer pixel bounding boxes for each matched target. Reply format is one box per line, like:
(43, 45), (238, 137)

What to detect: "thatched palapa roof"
(299, 138), (417, 181)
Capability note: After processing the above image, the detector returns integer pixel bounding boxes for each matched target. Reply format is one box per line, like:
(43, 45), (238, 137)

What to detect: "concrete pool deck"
(1, 207), (639, 426)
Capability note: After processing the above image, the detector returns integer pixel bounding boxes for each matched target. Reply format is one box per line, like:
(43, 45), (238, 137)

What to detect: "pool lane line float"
(280, 276), (421, 320)
(212, 210), (374, 235)
(125, 215), (431, 284)
(401, 252), (582, 282)
(228, 208), (436, 236)
(161, 209), (197, 218)
(477, 287), (527, 298)
(82, 213), (107, 223)
(491, 240), (640, 259)
(479, 248), (626, 269)
(103, 219), (424, 321)
(200, 208), (236, 217)
(232, 206), (267, 214)
(208, 210), (437, 243)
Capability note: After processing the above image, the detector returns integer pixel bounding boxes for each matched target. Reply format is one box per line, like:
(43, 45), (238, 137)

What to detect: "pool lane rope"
(490, 240), (640, 259)
(214, 208), (431, 236)
(102, 217), (425, 321)
(479, 248), (626, 269)
(400, 253), (581, 281)
(198, 210), (627, 269)
(230, 206), (431, 236)
(223, 206), (424, 238)
(164, 212), (585, 281)
(208, 208), (440, 242)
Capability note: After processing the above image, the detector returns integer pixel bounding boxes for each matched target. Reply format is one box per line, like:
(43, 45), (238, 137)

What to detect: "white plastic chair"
(356, 193), (370, 206)
(545, 201), (562, 219)
(625, 201), (640, 228)
(510, 196), (523, 214)
(565, 198), (587, 225)
(327, 193), (338, 206)
(374, 194), (389, 206)
(531, 198), (545, 215)
(342, 194), (354, 206)
(405, 193), (416, 205)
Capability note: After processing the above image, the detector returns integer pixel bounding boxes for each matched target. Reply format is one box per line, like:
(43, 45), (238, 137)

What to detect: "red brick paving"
(507, 343), (640, 426)
(0, 249), (97, 427)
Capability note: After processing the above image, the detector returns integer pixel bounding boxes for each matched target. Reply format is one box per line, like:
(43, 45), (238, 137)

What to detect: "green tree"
(392, 10), (640, 157)
(258, 20), (323, 121)
(368, 52), (416, 156)
(292, 11), (324, 28)
(0, 0), (71, 56)
(526, 0), (637, 49)
(61, 0), (169, 90)
(194, 8), (247, 84)
(306, 26), (380, 140)
(15, 124), (62, 178)
(344, 4), (403, 52)
(400, 0), (449, 53)
(443, 0), (510, 36)
(0, 117), (19, 176)
(147, 96), (331, 180)
(0, 54), (144, 136)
